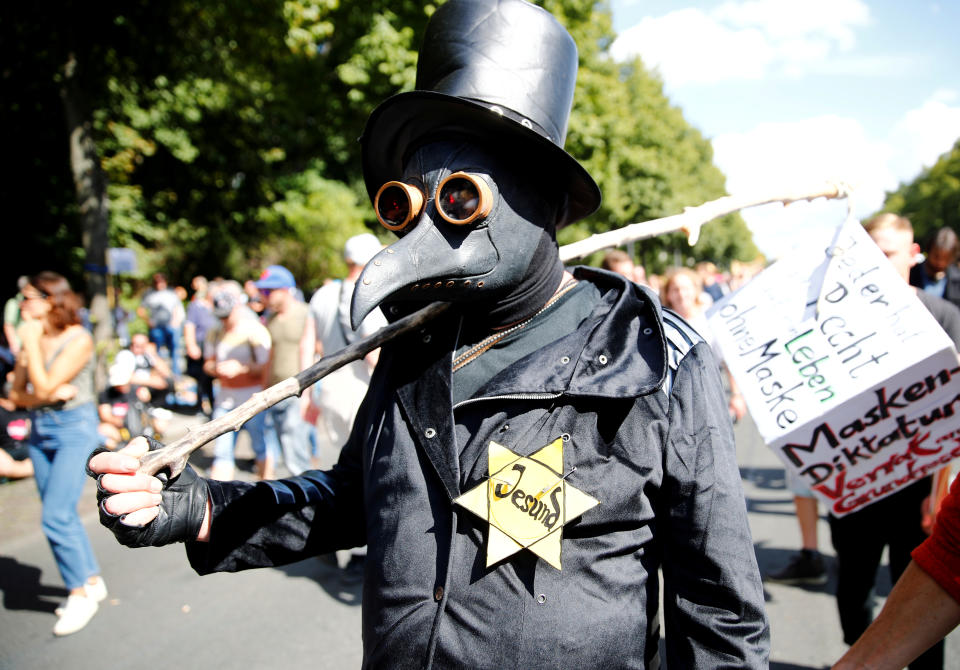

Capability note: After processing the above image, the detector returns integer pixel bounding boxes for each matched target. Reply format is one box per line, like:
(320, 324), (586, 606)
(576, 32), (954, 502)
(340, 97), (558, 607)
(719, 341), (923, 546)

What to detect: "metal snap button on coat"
(425, 428), (437, 438)
(537, 593), (547, 604)
(598, 354), (608, 365)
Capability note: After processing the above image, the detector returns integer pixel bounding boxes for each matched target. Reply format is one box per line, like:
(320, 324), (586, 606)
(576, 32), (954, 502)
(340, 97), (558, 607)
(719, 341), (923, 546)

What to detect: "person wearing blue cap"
(255, 266), (313, 476)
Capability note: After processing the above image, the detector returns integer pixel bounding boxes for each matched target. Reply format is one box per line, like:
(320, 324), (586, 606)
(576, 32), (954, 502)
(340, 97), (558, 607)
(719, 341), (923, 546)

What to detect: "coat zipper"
(453, 391), (562, 411)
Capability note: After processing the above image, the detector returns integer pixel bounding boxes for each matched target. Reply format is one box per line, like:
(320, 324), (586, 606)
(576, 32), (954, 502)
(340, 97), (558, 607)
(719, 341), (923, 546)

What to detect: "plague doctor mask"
(351, 0), (601, 328)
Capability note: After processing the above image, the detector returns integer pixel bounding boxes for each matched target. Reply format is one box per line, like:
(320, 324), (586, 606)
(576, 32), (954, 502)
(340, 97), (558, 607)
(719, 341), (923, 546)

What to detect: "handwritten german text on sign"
(707, 218), (960, 516)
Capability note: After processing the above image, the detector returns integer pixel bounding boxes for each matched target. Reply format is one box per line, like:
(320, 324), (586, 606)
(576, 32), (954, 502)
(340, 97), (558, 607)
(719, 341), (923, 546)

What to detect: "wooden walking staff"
(137, 301), (452, 479)
(138, 180), (852, 479)
(559, 180), (852, 261)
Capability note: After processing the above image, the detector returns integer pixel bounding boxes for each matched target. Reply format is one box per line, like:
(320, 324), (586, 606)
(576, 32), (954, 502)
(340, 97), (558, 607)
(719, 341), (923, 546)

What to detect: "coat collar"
(386, 266), (668, 500)
(467, 266), (668, 400)
(387, 265), (668, 412)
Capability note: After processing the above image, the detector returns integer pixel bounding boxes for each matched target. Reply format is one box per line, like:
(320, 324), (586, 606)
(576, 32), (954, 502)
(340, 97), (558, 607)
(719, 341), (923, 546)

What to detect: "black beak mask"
(351, 140), (565, 329)
(353, 0), (601, 329)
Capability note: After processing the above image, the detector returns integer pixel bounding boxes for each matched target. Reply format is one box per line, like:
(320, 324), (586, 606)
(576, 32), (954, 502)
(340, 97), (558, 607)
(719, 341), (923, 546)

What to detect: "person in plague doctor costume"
(88, 0), (769, 666)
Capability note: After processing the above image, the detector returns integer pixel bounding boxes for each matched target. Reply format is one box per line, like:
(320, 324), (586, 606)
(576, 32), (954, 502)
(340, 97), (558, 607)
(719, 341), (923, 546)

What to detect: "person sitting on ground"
(0, 382), (32, 480)
(97, 350), (149, 450)
(128, 333), (172, 404)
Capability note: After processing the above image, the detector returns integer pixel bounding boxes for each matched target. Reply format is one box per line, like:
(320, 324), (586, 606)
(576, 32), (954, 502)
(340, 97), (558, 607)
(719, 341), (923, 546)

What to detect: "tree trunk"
(61, 52), (112, 351)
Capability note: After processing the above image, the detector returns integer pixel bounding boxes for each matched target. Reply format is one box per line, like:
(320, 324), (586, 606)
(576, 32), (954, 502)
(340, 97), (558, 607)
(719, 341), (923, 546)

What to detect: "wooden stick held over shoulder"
(139, 180), (851, 478)
(138, 301), (451, 477)
(559, 181), (849, 262)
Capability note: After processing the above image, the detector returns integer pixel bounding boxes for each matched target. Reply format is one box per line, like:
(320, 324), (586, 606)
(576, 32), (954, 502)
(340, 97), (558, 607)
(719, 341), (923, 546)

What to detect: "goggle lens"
(377, 185), (411, 227)
(438, 177), (480, 221)
(375, 181), (424, 231)
(436, 173), (492, 225)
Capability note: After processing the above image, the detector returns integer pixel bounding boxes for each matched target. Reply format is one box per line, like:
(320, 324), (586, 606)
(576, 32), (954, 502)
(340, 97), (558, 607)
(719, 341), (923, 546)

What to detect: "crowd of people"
(0, 233), (387, 635)
(5, 223), (960, 657)
(4, 228), (959, 660)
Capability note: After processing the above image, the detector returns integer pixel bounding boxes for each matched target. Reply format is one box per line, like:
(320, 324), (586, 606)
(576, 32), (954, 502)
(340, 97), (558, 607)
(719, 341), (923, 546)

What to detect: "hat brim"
(361, 91), (601, 227)
(254, 280), (293, 290)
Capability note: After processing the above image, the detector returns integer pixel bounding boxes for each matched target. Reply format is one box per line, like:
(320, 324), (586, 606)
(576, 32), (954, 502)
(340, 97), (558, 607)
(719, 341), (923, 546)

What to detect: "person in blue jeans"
(10, 272), (108, 636)
(138, 273), (185, 378)
(256, 266), (313, 476)
(204, 282), (275, 480)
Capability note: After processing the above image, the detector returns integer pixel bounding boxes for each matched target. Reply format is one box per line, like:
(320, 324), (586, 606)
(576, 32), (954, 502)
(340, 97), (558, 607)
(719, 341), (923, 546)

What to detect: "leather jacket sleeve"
(185, 415), (367, 574)
(660, 340), (770, 667)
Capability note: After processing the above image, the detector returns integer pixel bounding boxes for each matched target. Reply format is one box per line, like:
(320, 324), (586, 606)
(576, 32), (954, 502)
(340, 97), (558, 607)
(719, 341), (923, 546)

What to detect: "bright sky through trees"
(610, 0), (960, 259)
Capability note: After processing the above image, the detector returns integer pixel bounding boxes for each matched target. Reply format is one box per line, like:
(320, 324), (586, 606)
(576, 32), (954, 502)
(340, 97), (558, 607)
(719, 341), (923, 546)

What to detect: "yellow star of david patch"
(453, 437), (599, 570)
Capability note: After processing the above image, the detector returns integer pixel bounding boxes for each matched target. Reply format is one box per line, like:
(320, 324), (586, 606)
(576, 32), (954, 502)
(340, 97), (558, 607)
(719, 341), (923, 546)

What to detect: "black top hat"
(360, 0), (601, 227)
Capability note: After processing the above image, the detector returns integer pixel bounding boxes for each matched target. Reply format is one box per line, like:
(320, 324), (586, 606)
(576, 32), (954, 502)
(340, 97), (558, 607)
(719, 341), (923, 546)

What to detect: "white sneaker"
(56, 577), (107, 617)
(52, 594), (98, 636)
(209, 463), (235, 481)
(85, 576), (108, 603)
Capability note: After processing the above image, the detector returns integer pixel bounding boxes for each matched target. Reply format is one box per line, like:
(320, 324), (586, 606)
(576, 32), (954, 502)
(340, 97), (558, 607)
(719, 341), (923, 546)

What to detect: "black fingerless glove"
(87, 437), (210, 548)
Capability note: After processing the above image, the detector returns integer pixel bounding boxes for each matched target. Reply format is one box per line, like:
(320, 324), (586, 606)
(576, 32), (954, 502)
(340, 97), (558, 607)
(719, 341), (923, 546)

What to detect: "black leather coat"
(187, 267), (769, 669)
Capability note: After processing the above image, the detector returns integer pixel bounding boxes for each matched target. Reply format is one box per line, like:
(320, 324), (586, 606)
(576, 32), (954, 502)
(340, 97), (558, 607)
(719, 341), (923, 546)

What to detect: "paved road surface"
(1, 412), (957, 669)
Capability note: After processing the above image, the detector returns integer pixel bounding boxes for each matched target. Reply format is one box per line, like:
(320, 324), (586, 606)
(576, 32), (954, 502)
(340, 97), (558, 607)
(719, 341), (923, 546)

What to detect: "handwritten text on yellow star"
(454, 438), (599, 570)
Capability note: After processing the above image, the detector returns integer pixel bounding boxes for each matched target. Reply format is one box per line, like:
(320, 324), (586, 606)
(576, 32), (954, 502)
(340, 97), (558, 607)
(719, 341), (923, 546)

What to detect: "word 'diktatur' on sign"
(707, 217), (960, 517)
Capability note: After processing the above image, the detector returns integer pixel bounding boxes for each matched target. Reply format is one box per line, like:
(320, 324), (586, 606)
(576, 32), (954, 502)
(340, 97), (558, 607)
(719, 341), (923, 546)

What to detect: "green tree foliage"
(5, 0), (431, 291)
(256, 162), (370, 287)
(880, 139), (960, 245)
(93, 0), (432, 288)
(5, 0), (754, 297)
(545, 0), (757, 272)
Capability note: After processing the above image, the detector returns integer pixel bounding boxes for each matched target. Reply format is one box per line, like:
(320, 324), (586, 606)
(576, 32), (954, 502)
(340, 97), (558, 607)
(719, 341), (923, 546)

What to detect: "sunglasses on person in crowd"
(22, 287), (50, 301)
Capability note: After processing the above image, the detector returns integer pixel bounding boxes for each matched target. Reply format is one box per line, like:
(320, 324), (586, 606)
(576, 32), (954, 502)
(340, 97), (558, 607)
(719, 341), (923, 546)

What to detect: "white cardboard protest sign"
(707, 218), (960, 516)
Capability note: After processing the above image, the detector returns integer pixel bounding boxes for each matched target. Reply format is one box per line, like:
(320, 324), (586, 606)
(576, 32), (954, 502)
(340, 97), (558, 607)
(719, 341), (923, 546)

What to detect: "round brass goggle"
(374, 172), (493, 232)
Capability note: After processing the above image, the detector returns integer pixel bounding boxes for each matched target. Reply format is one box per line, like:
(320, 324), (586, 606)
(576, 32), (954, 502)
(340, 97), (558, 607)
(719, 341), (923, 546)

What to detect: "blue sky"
(608, 0), (960, 259)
